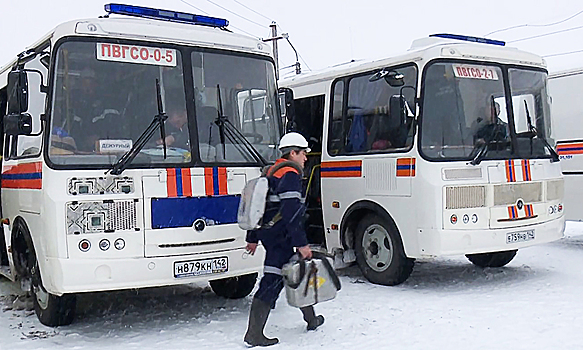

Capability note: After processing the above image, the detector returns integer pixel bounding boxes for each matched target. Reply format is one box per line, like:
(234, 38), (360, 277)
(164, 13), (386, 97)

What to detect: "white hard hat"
(278, 132), (311, 153)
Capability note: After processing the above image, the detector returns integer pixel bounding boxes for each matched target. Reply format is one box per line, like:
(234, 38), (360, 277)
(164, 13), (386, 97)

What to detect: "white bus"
(0, 4), (282, 326)
(280, 34), (565, 286)
(548, 68), (583, 221)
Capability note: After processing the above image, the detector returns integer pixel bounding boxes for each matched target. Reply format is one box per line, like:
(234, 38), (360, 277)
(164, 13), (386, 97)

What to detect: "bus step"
(0, 266), (12, 279)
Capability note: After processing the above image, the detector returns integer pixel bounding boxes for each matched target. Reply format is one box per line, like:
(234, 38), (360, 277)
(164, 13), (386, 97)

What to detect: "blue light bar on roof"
(429, 33), (505, 46)
(104, 3), (229, 28)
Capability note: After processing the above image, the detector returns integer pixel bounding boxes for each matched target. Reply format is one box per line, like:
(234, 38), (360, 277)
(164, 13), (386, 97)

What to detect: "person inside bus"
(156, 102), (190, 149)
(473, 101), (508, 144)
(65, 67), (121, 152)
(243, 132), (324, 347)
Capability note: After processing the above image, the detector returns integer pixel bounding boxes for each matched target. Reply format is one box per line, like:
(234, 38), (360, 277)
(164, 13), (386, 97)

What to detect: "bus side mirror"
(278, 87), (296, 132)
(389, 95), (407, 127)
(4, 113), (33, 135)
(7, 70), (29, 114)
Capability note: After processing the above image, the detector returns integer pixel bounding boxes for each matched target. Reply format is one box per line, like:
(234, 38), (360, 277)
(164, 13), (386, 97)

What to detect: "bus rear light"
(450, 214), (458, 224)
(79, 239), (91, 252)
(445, 186), (486, 209)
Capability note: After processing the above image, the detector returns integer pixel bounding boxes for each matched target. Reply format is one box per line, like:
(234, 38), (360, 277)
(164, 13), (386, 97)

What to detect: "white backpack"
(237, 161), (302, 231)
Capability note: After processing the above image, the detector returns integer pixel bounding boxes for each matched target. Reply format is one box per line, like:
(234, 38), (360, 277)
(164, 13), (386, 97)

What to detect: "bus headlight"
(114, 238), (126, 250)
(99, 239), (111, 251)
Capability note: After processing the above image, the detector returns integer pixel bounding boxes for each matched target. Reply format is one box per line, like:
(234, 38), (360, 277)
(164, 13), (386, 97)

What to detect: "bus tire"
(466, 250), (517, 268)
(354, 213), (414, 286)
(209, 273), (258, 299)
(16, 223), (77, 327)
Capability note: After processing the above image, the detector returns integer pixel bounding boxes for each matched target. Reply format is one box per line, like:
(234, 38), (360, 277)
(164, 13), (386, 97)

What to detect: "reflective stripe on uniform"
(264, 265), (282, 275)
(278, 191), (302, 200)
(267, 195), (281, 202)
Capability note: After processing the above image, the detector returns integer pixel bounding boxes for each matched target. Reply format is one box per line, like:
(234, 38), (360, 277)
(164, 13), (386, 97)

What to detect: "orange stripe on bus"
(218, 167), (228, 195)
(167, 168), (177, 198)
(321, 171), (362, 178)
(321, 160), (362, 168)
(2, 162), (42, 174)
(204, 168), (214, 196)
(181, 168), (192, 197)
(2, 179), (42, 189)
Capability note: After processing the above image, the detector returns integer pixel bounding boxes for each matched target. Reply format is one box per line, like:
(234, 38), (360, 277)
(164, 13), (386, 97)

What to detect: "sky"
(1, 0), (583, 76)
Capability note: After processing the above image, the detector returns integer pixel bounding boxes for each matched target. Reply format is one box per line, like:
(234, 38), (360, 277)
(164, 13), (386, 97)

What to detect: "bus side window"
(292, 94), (324, 153)
(328, 65), (417, 156)
(327, 80), (344, 155)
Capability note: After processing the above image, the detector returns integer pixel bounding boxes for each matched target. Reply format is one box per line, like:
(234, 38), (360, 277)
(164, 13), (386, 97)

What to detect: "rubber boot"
(300, 306), (325, 331)
(244, 298), (279, 347)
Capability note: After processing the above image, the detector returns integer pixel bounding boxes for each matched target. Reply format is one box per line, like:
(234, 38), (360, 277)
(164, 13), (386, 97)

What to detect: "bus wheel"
(28, 248), (76, 326)
(466, 250), (518, 268)
(209, 273), (258, 299)
(355, 214), (414, 286)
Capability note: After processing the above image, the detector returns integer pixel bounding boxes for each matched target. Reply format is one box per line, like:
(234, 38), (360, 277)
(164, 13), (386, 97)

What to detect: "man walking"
(244, 132), (324, 347)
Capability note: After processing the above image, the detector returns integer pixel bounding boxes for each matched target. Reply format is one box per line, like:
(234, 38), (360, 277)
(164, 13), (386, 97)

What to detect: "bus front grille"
(445, 185), (486, 209)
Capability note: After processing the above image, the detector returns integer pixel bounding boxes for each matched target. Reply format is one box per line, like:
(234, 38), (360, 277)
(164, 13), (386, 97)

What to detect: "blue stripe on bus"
(151, 195), (240, 229)
(320, 166), (361, 172)
(175, 168), (183, 197)
(213, 167), (220, 195)
(2, 173), (42, 180)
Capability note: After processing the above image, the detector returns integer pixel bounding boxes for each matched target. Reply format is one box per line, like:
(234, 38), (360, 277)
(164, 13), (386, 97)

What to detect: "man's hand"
(297, 245), (312, 259)
(246, 242), (258, 255)
(156, 135), (175, 146)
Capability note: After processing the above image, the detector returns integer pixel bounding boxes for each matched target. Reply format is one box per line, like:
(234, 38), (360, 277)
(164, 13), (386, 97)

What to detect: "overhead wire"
(232, 0), (273, 22)
(543, 49), (583, 58)
(200, 0), (269, 28)
(179, 0), (261, 38)
(178, 0), (311, 71)
(508, 24), (583, 43)
(485, 9), (583, 36)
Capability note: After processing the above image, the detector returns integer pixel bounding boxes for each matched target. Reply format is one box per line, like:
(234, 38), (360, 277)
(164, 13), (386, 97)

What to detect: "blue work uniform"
(246, 158), (308, 307)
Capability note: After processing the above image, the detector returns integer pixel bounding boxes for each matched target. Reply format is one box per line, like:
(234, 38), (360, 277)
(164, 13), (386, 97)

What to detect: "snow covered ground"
(2, 222), (583, 350)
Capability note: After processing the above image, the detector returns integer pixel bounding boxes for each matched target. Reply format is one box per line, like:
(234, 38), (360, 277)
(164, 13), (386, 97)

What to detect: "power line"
(179, 0), (209, 14)
(485, 9), (583, 36)
(201, 0), (269, 28)
(508, 24), (583, 43)
(179, 0), (261, 38)
(543, 49), (583, 58)
(232, 0), (273, 22)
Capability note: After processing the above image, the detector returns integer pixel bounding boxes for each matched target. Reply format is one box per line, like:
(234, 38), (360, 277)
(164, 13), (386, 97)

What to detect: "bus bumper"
(42, 247), (265, 295)
(416, 216), (565, 258)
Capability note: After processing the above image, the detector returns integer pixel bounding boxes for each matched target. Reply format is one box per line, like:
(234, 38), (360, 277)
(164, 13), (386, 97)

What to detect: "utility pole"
(270, 22), (279, 80)
(264, 22), (301, 79)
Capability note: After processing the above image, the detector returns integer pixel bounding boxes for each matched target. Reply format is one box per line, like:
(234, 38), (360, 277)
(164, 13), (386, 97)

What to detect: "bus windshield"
(420, 62), (552, 161)
(48, 40), (280, 167)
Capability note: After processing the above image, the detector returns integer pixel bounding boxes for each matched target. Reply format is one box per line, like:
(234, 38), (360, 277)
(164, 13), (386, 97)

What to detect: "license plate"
(173, 257), (228, 278)
(506, 230), (535, 244)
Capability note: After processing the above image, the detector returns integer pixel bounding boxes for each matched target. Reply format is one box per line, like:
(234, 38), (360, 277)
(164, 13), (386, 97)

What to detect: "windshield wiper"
(213, 84), (267, 166)
(469, 139), (489, 165)
(517, 100), (559, 162)
(109, 79), (168, 175)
